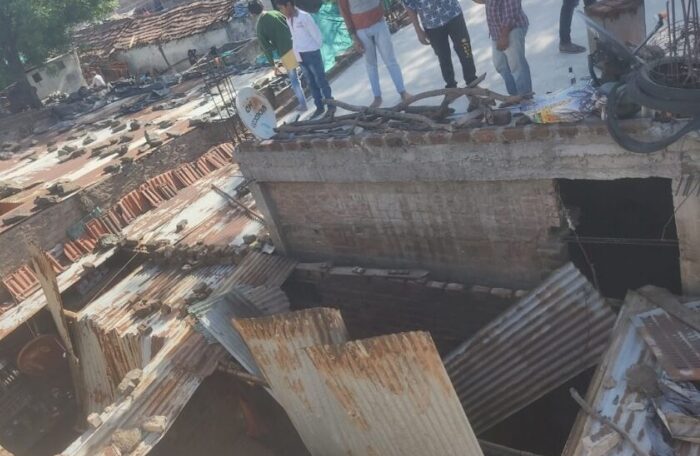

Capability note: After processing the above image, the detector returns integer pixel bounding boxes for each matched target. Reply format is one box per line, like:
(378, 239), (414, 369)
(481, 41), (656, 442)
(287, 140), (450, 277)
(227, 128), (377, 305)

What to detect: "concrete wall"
(116, 18), (256, 74)
(0, 121), (231, 277)
(674, 174), (700, 295)
(26, 52), (86, 100)
(237, 120), (700, 290)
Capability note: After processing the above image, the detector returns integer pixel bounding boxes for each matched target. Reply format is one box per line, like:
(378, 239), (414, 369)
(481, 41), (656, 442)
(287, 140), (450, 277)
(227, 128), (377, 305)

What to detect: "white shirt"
(286, 9), (322, 56)
(91, 74), (107, 88)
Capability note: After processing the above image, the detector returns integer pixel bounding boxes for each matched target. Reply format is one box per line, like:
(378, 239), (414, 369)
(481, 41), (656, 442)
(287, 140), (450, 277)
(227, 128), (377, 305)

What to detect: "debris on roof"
(563, 286), (700, 456)
(444, 262), (616, 434)
(234, 308), (484, 456)
(62, 326), (224, 456)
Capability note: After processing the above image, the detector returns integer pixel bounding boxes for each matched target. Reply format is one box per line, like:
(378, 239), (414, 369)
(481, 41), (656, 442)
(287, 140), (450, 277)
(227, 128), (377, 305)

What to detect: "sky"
(319, 0), (669, 114)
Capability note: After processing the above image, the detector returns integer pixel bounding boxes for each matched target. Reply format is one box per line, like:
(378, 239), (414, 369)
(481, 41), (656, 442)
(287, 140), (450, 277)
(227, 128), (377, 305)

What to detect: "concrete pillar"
(673, 176), (700, 295)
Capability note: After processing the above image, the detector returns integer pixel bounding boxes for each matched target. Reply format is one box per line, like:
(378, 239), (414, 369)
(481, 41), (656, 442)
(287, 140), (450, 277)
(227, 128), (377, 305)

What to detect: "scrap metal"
(444, 262), (616, 434)
(562, 287), (700, 456)
(235, 308), (484, 456)
(189, 284), (290, 377)
(62, 326), (224, 456)
(73, 263), (235, 414)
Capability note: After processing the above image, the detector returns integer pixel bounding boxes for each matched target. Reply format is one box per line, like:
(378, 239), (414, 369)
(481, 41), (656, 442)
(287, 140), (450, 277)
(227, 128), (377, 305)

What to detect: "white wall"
(116, 17), (256, 75)
(26, 51), (87, 100)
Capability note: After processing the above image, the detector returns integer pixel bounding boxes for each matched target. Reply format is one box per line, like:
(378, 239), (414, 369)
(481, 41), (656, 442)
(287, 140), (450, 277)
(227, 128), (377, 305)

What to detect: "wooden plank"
(637, 286), (700, 333)
(28, 242), (86, 418)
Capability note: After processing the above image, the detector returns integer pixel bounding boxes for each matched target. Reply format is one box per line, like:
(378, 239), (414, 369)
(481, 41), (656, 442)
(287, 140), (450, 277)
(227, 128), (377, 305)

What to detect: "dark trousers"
(560, 0), (597, 43)
(424, 13), (477, 88)
(299, 49), (332, 110)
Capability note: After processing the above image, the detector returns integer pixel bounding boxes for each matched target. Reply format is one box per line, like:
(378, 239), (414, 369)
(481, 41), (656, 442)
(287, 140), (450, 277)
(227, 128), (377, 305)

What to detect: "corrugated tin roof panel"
(634, 305), (700, 381)
(444, 262), (616, 434)
(234, 308), (350, 455)
(223, 252), (297, 288)
(63, 326), (224, 456)
(305, 331), (484, 456)
(189, 285), (290, 376)
(563, 287), (700, 456)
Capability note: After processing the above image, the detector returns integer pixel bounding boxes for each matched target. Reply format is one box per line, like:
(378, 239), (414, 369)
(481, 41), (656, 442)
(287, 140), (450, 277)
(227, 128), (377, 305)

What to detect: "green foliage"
(0, 0), (116, 77)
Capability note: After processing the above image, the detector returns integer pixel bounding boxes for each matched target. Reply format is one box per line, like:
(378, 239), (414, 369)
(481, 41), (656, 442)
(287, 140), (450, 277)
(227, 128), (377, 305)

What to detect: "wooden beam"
(28, 242), (86, 418)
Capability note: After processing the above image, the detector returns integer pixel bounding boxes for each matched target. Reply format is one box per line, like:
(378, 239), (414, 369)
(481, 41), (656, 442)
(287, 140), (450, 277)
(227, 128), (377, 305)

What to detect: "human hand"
(353, 36), (364, 53)
(416, 28), (430, 45)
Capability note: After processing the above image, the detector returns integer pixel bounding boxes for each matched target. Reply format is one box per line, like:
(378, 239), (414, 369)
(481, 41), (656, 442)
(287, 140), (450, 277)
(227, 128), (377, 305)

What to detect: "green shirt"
(256, 10), (294, 67)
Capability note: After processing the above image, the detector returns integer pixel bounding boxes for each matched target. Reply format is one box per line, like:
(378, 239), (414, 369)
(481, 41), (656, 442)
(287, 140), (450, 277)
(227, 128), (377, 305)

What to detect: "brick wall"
(264, 180), (565, 288)
(238, 119), (700, 290)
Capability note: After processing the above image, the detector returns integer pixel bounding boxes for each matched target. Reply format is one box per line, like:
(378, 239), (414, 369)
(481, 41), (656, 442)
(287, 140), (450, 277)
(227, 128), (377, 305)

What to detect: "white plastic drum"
(236, 86), (277, 140)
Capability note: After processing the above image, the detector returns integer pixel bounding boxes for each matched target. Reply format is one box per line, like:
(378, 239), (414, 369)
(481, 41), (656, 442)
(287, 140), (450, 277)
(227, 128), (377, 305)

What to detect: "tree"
(0, 0), (116, 110)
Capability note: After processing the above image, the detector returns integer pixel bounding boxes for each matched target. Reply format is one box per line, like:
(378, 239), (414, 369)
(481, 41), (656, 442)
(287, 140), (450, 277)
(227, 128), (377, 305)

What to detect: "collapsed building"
(1, 0), (700, 454)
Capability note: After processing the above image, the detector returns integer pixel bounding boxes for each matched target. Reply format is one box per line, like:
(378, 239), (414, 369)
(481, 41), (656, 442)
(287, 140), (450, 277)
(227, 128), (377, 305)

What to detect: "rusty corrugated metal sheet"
(234, 308), (350, 455)
(444, 262), (615, 435)
(305, 331), (484, 456)
(0, 145), (241, 342)
(62, 326), (224, 456)
(75, 263), (235, 414)
(562, 287), (700, 456)
(235, 308), (484, 456)
(189, 285), (290, 377)
(223, 252), (297, 288)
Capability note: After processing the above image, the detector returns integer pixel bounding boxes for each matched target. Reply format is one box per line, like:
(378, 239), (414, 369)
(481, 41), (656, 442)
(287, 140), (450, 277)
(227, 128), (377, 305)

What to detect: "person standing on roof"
(249, 0), (308, 112)
(338, 0), (412, 107)
(276, 0), (334, 119)
(403, 0), (478, 88)
(473, 0), (532, 96)
(559, 0), (596, 54)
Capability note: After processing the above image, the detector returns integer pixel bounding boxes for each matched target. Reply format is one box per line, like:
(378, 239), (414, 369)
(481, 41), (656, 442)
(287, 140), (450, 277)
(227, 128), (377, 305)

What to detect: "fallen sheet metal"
(562, 287), (700, 456)
(74, 263), (235, 414)
(305, 331), (484, 456)
(62, 326), (224, 456)
(444, 262), (615, 434)
(189, 285), (290, 377)
(632, 292), (700, 381)
(234, 308), (349, 455)
(235, 308), (484, 456)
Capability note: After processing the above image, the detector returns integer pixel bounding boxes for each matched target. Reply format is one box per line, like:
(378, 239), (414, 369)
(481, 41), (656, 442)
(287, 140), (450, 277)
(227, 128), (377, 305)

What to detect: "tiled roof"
(113, 0), (235, 50)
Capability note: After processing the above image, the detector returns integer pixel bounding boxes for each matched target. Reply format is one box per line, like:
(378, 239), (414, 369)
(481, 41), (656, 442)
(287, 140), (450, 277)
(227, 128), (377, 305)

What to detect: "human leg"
(373, 20), (407, 96)
(425, 23), (456, 88)
(299, 54), (323, 110)
(357, 25), (382, 99)
(559, 0), (578, 44)
(287, 67), (307, 110)
(491, 41), (517, 95)
(503, 28), (532, 95)
(445, 13), (477, 85)
(304, 50), (332, 105)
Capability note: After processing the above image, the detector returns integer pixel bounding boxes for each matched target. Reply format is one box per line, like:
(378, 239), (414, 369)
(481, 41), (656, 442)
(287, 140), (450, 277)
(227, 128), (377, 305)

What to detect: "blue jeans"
(492, 27), (532, 96)
(288, 67), (307, 108)
(299, 50), (332, 110)
(356, 20), (406, 98)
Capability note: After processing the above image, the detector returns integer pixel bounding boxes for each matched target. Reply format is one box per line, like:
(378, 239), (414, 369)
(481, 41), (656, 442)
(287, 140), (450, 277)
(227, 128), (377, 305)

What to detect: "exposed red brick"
(471, 128), (499, 143)
(556, 124), (579, 138)
(449, 129), (471, 143)
(529, 125), (552, 140)
(385, 132), (408, 147)
(362, 136), (385, 147)
(501, 127), (526, 142)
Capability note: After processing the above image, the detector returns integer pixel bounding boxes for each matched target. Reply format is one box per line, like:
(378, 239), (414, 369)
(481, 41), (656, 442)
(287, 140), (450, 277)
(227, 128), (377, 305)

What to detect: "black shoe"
(310, 107), (325, 119)
(559, 42), (586, 54)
